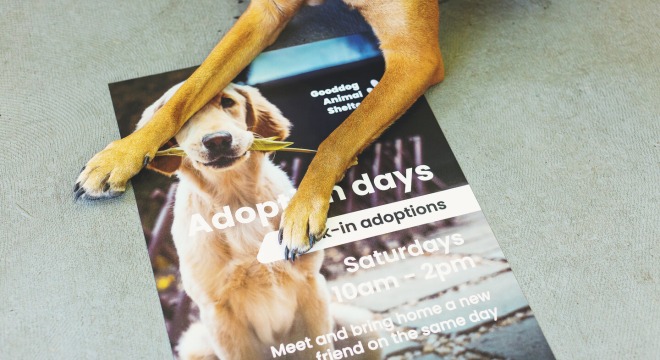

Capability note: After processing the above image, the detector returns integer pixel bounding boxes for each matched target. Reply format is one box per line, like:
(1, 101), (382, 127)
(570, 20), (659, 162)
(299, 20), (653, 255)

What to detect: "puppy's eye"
(221, 97), (235, 108)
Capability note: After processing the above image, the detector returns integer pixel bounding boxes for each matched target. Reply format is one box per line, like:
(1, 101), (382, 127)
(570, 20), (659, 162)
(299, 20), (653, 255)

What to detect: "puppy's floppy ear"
(134, 82), (185, 177)
(146, 139), (181, 177)
(234, 85), (291, 140)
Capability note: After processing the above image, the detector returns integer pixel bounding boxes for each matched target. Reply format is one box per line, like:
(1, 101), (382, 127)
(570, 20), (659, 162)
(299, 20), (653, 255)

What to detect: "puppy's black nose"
(202, 131), (233, 152)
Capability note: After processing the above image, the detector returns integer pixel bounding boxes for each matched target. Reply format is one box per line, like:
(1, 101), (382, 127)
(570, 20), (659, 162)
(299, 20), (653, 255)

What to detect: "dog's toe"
(279, 191), (329, 261)
(74, 139), (154, 202)
(309, 234), (316, 248)
(75, 164), (127, 201)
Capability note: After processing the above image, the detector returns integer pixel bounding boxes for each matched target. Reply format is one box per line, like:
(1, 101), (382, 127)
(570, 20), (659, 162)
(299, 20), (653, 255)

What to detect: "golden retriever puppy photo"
(135, 81), (379, 359)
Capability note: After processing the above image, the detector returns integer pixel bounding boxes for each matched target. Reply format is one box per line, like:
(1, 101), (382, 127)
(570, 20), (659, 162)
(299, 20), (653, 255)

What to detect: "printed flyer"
(109, 34), (555, 360)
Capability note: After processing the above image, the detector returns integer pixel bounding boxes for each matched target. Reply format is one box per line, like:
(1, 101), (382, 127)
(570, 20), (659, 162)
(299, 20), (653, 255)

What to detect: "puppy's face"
(136, 82), (291, 176)
(176, 84), (254, 170)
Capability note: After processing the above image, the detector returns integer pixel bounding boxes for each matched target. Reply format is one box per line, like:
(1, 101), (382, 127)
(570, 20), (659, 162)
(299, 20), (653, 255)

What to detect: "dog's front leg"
(280, 0), (445, 258)
(74, 0), (305, 200)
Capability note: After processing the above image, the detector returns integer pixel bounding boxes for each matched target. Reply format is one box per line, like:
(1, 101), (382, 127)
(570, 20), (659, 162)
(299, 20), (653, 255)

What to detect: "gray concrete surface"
(0, 0), (658, 359)
(467, 317), (555, 360)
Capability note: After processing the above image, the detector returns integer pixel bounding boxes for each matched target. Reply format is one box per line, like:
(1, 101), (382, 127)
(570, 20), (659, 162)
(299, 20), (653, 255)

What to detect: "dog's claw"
(74, 187), (85, 201)
(309, 234), (316, 247)
(143, 155), (151, 168)
(280, 228), (321, 262)
(73, 182), (80, 193)
(281, 231), (311, 261)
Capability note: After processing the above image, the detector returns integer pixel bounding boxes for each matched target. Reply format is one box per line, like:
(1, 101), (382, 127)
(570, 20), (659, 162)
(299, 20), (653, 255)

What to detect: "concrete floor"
(1, 0), (658, 359)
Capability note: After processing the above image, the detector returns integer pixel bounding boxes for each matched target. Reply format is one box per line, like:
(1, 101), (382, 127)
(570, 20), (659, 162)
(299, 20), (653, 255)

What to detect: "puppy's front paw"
(278, 189), (330, 261)
(74, 139), (155, 201)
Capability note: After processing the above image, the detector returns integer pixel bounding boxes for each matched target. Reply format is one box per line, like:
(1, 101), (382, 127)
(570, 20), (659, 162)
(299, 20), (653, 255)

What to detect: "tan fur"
(77, 0), (443, 257)
(137, 84), (381, 360)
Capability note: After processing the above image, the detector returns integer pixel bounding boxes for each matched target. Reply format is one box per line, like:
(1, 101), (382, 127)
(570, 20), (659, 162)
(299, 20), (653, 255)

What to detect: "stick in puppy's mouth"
(155, 135), (316, 160)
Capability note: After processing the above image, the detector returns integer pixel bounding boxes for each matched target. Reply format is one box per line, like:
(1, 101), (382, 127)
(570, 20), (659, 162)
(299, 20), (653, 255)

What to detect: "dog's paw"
(74, 139), (154, 201)
(278, 190), (330, 261)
